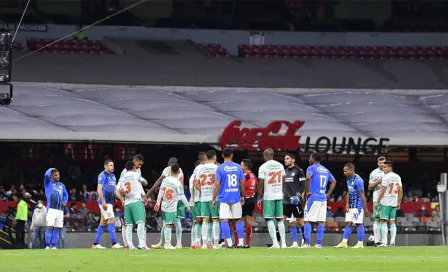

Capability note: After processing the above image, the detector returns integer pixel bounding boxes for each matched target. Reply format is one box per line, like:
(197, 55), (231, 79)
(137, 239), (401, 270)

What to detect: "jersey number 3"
(124, 182), (131, 194)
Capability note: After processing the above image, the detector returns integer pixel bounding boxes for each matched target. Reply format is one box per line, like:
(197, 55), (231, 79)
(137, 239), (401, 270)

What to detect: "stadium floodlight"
(0, 30), (13, 105)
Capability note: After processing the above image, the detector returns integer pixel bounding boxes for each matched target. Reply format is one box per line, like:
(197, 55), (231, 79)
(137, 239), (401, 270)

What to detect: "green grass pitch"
(2, 247), (448, 272)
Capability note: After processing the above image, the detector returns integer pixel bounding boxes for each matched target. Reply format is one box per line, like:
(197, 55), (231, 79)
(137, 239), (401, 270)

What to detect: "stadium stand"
(238, 45), (448, 59)
(25, 38), (108, 55)
(201, 44), (230, 57)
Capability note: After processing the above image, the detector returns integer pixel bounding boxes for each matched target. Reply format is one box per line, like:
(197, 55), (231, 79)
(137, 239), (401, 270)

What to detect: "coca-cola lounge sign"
(220, 120), (389, 155)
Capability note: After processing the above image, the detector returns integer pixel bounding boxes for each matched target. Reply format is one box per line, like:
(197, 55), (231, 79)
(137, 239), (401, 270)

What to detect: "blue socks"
(304, 223), (311, 244)
(45, 229), (52, 247)
(219, 226), (224, 240)
(94, 225), (105, 244)
(108, 223), (117, 244)
(290, 226), (298, 243)
(343, 226), (352, 240)
(220, 221), (231, 239)
(357, 226), (365, 243)
(316, 225), (324, 245)
(51, 229), (60, 247)
(236, 221), (244, 241)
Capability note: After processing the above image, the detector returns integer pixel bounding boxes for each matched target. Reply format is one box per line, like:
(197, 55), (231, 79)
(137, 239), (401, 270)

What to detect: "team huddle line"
(41, 150), (401, 249)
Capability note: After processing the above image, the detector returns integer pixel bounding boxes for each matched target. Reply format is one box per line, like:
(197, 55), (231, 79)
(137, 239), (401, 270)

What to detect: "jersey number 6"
(165, 188), (174, 200)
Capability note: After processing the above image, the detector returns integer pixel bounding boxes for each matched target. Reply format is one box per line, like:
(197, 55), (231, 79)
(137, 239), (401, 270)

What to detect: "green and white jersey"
(369, 168), (384, 203)
(197, 163), (218, 202)
(258, 160), (285, 201)
(189, 164), (204, 205)
(162, 166), (184, 185)
(119, 171), (145, 206)
(160, 176), (184, 213)
(380, 172), (402, 207)
(120, 168), (141, 180)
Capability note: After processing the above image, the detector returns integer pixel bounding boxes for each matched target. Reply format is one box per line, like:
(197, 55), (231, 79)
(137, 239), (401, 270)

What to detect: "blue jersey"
(306, 164), (334, 202)
(98, 171), (117, 205)
(216, 162), (244, 203)
(44, 168), (68, 211)
(347, 174), (364, 211)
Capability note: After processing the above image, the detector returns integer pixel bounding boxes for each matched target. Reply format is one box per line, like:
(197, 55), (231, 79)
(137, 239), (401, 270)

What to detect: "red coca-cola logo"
(220, 120), (305, 151)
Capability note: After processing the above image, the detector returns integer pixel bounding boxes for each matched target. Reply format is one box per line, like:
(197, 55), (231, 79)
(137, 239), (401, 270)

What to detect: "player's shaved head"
(171, 164), (180, 174)
(223, 148), (233, 159)
(133, 154), (144, 162)
(310, 153), (322, 162)
(344, 163), (355, 170)
(168, 157), (178, 166)
(378, 156), (386, 162)
(104, 159), (113, 166)
(198, 152), (207, 162)
(242, 159), (252, 170)
(384, 160), (393, 169)
(125, 161), (134, 170)
(263, 148), (274, 161)
(206, 150), (216, 160)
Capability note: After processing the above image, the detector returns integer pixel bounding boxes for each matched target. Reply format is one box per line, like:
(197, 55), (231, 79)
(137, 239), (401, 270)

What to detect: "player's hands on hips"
(102, 203), (108, 210)
(257, 200), (262, 210)
(241, 197), (245, 206)
(290, 196), (299, 206)
(154, 203), (160, 212)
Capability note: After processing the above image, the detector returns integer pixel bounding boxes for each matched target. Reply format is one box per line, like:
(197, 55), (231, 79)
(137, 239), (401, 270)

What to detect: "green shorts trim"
(177, 200), (185, 218)
(373, 202), (380, 218)
(200, 201), (219, 218)
(263, 199), (283, 219)
(163, 211), (177, 224)
(379, 204), (397, 221)
(191, 202), (201, 221)
(124, 201), (146, 225)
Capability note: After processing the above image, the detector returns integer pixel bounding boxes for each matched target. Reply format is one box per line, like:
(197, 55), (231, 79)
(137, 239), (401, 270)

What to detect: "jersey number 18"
(227, 174), (237, 187)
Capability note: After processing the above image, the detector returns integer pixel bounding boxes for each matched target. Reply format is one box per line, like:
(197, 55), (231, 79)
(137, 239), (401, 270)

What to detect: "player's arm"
(44, 168), (53, 186)
(114, 185), (124, 203)
(376, 186), (386, 208)
(194, 176), (202, 192)
(62, 184), (69, 206)
(345, 185), (349, 212)
(147, 175), (166, 196)
(154, 186), (165, 212)
(397, 185), (403, 209)
(326, 174), (336, 199)
(368, 174), (382, 191)
(97, 174), (107, 208)
(359, 188), (370, 216)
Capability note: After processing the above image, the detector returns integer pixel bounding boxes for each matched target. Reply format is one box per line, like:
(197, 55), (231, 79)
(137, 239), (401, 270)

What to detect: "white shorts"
(345, 208), (364, 224)
(99, 204), (115, 220)
(219, 202), (242, 219)
(304, 200), (327, 222)
(46, 208), (64, 228)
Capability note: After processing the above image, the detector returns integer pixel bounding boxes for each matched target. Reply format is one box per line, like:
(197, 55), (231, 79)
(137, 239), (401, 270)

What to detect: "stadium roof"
(2, 84), (448, 146)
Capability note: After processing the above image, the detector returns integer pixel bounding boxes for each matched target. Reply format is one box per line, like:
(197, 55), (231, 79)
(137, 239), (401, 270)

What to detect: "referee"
(282, 153), (306, 248)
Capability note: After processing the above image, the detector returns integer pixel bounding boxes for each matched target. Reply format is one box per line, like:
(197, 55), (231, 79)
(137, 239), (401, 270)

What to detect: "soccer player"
(119, 161), (149, 250)
(44, 168), (68, 249)
(195, 150), (219, 249)
(375, 161), (402, 247)
(118, 154), (147, 249)
(335, 163), (370, 249)
(241, 159), (258, 248)
(92, 159), (123, 249)
(368, 156), (386, 246)
(189, 152), (207, 248)
(256, 148), (286, 249)
(154, 164), (190, 249)
(303, 153), (336, 248)
(150, 157), (185, 249)
(283, 153), (306, 248)
(214, 148), (245, 248)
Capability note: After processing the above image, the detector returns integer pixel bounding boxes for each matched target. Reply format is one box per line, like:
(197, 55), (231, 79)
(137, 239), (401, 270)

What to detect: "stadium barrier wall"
(16, 25), (448, 55)
(59, 233), (442, 248)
